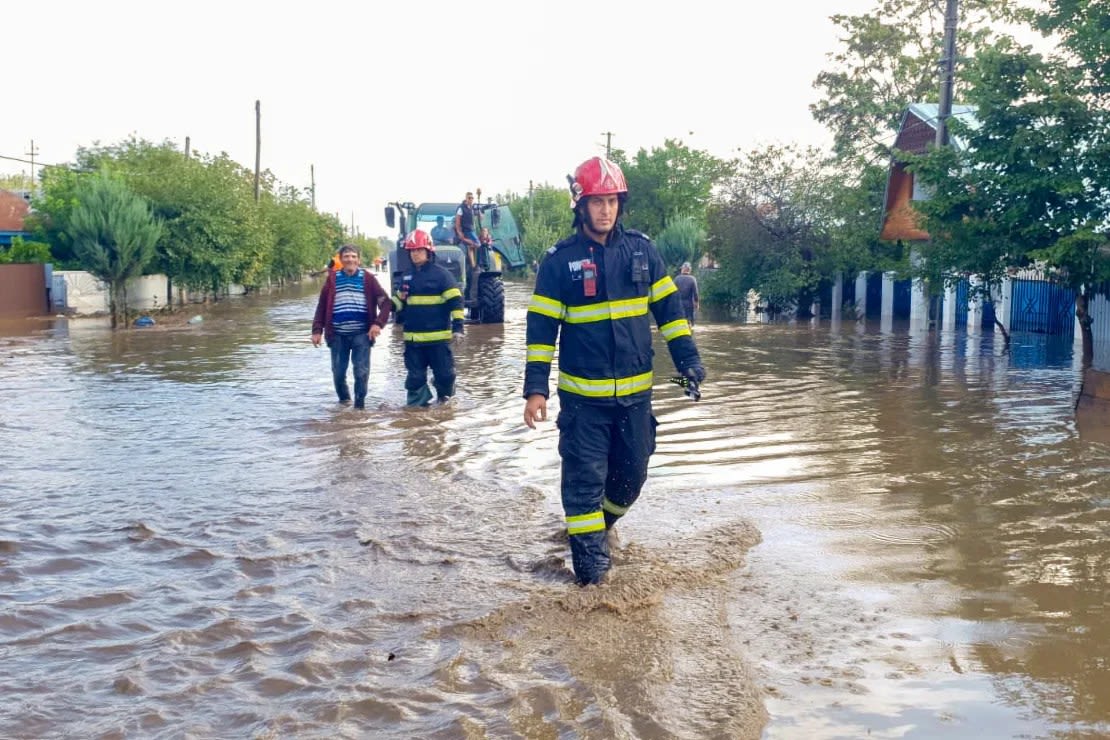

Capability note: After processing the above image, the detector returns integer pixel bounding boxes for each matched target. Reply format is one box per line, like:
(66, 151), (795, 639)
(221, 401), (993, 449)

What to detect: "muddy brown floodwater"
(1, 279), (1108, 739)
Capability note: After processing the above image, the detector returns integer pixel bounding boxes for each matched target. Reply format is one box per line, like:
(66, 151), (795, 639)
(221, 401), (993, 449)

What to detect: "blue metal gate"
(1010, 279), (1075, 336)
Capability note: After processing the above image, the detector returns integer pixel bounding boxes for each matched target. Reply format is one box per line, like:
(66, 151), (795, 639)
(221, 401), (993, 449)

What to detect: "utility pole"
(25, 140), (39, 191)
(936, 0), (959, 147)
(184, 136), (191, 157)
(528, 179), (534, 220)
(310, 164), (316, 209)
(254, 100), (261, 203)
(600, 131), (614, 157)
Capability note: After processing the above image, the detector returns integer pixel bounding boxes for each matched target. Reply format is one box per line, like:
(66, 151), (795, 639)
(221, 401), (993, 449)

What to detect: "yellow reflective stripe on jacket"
(564, 296), (649, 324)
(608, 296), (649, 320)
(408, 294), (447, 306)
(660, 318), (692, 340)
(558, 370), (654, 397)
(442, 287), (462, 301)
(451, 309), (464, 321)
(404, 329), (453, 342)
(392, 296), (404, 310)
(566, 511), (605, 535)
(527, 343), (555, 363)
(528, 294), (566, 320)
(650, 276), (677, 302)
(602, 496), (630, 516)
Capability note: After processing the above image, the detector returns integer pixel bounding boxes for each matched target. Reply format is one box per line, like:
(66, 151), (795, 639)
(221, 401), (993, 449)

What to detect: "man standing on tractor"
(454, 191), (480, 270)
(392, 229), (465, 406)
(521, 156), (706, 586)
(311, 243), (391, 409)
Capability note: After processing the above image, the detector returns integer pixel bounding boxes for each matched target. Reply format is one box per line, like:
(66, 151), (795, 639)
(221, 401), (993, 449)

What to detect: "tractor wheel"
(477, 275), (505, 324)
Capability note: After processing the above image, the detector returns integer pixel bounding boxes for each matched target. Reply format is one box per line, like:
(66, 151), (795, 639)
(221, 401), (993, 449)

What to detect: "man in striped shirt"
(311, 244), (391, 409)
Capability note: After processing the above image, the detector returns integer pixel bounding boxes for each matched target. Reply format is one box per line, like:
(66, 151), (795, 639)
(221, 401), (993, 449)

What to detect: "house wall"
(0, 264), (48, 317)
(880, 164), (930, 242)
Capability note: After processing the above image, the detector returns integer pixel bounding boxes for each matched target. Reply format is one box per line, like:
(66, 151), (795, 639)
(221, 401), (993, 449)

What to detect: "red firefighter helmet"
(571, 156), (628, 207)
(404, 229), (435, 252)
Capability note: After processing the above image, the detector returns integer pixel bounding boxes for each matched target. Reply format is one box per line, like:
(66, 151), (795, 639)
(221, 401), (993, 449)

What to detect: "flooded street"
(2, 279), (1109, 739)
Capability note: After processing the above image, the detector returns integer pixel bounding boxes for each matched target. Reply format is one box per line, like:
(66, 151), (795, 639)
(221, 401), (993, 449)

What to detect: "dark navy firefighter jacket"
(524, 226), (701, 405)
(392, 261), (464, 342)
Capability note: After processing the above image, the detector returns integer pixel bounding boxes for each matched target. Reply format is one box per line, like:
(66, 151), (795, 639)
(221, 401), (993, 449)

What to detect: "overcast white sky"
(4, 0), (877, 238)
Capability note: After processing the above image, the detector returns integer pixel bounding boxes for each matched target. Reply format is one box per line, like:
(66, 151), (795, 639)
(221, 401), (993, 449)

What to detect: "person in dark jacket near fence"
(522, 156), (706, 586)
(311, 243), (391, 409)
(392, 229), (464, 407)
(674, 261), (700, 328)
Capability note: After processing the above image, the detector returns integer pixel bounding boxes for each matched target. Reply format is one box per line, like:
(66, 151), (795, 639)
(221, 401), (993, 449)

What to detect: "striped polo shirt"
(332, 269), (369, 334)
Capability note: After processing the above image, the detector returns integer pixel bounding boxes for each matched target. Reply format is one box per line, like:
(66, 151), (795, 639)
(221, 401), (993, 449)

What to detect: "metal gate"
(1010, 278), (1075, 336)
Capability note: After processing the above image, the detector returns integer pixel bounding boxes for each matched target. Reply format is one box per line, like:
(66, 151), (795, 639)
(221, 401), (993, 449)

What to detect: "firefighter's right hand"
(523, 394), (547, 429)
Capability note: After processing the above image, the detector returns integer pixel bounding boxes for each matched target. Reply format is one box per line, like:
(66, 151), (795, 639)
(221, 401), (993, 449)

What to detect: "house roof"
(896, 103), (979, 154)
(0, 190), (31, 232)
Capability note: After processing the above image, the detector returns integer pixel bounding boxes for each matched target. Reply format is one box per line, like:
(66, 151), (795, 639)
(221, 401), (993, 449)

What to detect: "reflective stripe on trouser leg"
(602, 400), (656, 528)
(557, 400), (619, 583)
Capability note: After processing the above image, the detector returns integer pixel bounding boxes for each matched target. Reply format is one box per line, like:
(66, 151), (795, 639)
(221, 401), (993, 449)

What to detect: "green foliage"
(656, 216), (705, 270)
(69, 171), (162, 327)
(0, 174), (33, 191)
(506, 184), (573, 265)
(27, 166), (84, 266)
(1, 236), (52, 264)
(811, 0), (1012, 167)
(611, 140), (733, 238)
(908, 37), (1110, 295)
(30, 136), (346, 302)
(705, 145), (841, 314)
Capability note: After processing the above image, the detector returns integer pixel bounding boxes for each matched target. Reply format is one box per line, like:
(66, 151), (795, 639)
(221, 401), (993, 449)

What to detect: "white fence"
(51, 271), (246, 316)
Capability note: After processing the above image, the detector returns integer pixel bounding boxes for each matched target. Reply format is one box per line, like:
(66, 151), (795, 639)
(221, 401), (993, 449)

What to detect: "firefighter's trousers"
(556, 396), (658, 584)
(404, 342), (455, 406)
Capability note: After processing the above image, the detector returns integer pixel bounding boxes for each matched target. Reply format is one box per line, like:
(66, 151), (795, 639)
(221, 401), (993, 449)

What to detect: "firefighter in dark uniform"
(392, 229), (464, 406)
(522, 156), (706, 585)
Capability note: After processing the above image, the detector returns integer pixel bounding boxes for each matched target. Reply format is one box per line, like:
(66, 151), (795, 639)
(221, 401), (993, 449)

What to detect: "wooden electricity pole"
(254, 100), (261, 203)
(936, 0), (959, 147)
(600, 131), (614, 157)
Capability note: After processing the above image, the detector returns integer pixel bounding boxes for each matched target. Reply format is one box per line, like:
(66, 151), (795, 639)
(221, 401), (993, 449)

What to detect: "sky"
(3, 0), (878, 239)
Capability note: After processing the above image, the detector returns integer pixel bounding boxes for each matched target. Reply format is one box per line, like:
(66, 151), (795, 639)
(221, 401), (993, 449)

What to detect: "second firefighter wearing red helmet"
(394, 228), (463, 407)
(523, 156), (706, 586)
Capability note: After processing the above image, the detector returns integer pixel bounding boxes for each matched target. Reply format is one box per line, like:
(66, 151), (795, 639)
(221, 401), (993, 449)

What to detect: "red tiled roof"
(0, 190), (30, 231)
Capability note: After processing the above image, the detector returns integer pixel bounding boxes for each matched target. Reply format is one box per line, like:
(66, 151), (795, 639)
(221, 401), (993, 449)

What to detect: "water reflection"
(1, 283), (1108, 738)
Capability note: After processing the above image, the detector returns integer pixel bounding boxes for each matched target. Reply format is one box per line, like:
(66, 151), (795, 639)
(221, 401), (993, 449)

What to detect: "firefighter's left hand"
(685, 364), (706, 383)
(523, 394), (547, 429)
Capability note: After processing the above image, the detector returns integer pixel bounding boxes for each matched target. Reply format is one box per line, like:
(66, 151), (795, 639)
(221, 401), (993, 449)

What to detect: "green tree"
(68, 172), (162, 328)
(909, 31), (1110, 358)
(506, 184), (573, 266)
(0, 236), (52, 264)
(656, 216), (705, 271)
(706, 145), (838, 315)
(612, 139), (733, 238)
(812, 0), (1012, 167)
